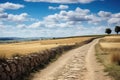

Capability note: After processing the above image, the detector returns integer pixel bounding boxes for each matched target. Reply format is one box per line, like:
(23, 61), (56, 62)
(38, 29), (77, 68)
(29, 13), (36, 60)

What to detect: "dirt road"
(31, 39), (112, 80)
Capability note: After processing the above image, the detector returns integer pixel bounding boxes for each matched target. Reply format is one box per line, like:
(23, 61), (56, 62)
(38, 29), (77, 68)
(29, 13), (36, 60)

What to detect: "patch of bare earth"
(31, 39), (113, 80)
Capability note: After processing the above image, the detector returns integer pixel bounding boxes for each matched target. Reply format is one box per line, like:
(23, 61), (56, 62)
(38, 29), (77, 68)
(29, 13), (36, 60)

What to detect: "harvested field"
(0, 37), (93, 58)
(0, 44), (58, 58)
(31, 37), (93, 45)
(100, 42), (120, 48)
(99, 36), (120, 49)
(100, 36), (120, 42)
(104, 36), (120, 39)
(96, 35), (120, 64)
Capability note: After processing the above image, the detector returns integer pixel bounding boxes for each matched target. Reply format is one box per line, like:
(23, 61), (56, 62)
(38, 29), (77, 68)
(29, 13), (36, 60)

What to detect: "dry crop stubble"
(0, 37), (93, 58)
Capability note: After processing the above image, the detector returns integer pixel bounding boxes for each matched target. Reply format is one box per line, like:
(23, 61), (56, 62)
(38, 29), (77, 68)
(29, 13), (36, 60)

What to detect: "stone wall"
(0, 38), (96, 80)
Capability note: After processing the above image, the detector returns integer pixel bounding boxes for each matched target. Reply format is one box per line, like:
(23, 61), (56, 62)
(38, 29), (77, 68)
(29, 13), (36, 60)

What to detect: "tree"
(105, 28), (112, 34)
(115, 26), (120, 34)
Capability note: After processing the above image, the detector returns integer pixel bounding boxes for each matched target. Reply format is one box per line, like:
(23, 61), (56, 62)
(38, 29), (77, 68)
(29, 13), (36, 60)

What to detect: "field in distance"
(100, 36), (120, 48)
(0, 36), (93, 58)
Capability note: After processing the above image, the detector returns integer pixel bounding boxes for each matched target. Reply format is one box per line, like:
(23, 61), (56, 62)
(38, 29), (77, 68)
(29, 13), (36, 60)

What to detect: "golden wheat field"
(0, 37), (93, 58)
(96, 35), (120, 67)
(102, 36), (120, 42)
(100, 43), (120, 48)
(104, 36), (120, 39)
(99, 36), (120, 49)
(98, 35), (120, 63)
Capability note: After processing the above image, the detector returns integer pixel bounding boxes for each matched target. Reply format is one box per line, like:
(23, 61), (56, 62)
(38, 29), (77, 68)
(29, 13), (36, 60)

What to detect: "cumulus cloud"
(78, 0), (95, 4)
(0, 2), (24, 11)
(2, 6), (117, 31)
(76, 26), (106, 35)
(0, 12), (29, 23)
(29, 7), (120, 30)
(97, 11), (120, 25)
(45, 7), (96, 24)
(49, 5), (69, 10)
(8, 13), (28, 22)
(112, 13), (120, 18)
(0, 8), (4, 13)
(107, 12), (120, 25)
(27, 7), (102, 29)
(0, 22), (4, 29)
(45, 7), (91, 22)
(29, 21), (44, 28)
(98, 11), (111, 17)
(17, 24), (27, 29)
(108, 18), (120, 24)
(0, 13), (8, 18)
(25, 0), (95, 4)
(0, 23), (14, 30)
(0, 2), (28, 23)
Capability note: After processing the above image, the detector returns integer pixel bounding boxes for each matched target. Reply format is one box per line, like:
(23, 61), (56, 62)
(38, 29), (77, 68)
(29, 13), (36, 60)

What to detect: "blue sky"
(0, 0), (120, 37)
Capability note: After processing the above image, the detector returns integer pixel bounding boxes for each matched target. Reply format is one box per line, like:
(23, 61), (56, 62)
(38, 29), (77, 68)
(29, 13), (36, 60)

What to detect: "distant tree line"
(105, 26), (120, 34)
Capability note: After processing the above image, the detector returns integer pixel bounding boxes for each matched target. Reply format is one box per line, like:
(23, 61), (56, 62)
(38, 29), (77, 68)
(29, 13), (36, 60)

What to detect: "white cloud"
(17, 24), (27, 29)
(28, 7), (120, 30)
(76, 26), (106, 35)
(46, 7), (91, 22)
(48, 8), (87, 26)
(109, 13), (120, 25)
(98, 11), (120, 25)
(0, 23), (14, 30)
(78, 0), (94, 4)
(108, 18), (120, 24)
(0, 8), (4, 13)
(28, 7), (101, 29)
(0, 2), (24, 10)
(88, 14), (102, 25)
(59, 5), (69, 9)
(48, 6), (56, 10)
(49, 5), (69, 10)
(0, 12), (29, 23)
(112, 13), (120, 18)
(8, 13), (28, 22)
(25, 0), (95, 4)
(0, 2), (28, 23)
(0, 23), (4, 29)
(0, 21), (3, 25)
(0, 12), (8, 18)
(98, 11), (111, 17)
(29, 21), (44, 28)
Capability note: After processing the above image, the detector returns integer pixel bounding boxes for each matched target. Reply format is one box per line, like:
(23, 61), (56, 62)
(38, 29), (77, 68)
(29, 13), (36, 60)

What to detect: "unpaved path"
(31, 39), (113, 80)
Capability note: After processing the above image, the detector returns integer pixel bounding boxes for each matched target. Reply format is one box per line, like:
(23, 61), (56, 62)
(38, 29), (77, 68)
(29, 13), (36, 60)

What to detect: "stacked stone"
(0, 45), (74, 80)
